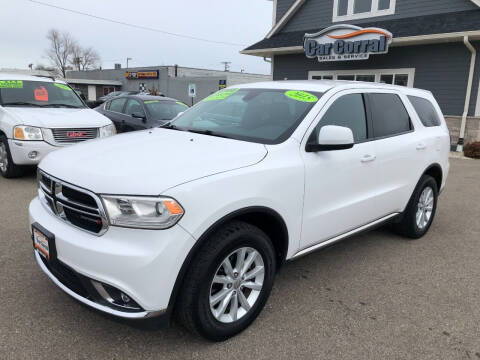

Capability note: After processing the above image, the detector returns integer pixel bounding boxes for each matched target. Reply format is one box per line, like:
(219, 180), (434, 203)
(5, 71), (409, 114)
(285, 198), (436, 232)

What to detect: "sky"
(0, 0), (273, 74)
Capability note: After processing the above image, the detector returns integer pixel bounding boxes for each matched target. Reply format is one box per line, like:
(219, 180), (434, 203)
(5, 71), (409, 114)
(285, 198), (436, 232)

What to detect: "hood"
(4, 107), (111, 128)
(39, 128), (268, 195)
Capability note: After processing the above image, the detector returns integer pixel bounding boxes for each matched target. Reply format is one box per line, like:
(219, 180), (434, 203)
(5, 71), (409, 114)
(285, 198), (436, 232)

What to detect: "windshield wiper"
(2, 102), (45, 107)
(185, 129), (232, 139)
(160, 122), (182, 130)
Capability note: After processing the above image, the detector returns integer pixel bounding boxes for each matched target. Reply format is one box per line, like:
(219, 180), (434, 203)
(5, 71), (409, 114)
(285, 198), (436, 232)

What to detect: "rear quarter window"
(408, 95), (441, 127)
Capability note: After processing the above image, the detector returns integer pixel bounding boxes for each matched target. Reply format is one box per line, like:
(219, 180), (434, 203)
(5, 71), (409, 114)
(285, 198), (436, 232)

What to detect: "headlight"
(99, 124), (116, 138)
(13, 126), (43, 141)
(101, 195), (184, 229)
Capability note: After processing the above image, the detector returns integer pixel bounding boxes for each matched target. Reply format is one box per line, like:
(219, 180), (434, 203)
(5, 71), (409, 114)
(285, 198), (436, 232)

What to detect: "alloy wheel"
(209, 247), (265, 323)
(416, 186), (434, 229)
(0, 142), (8, 173)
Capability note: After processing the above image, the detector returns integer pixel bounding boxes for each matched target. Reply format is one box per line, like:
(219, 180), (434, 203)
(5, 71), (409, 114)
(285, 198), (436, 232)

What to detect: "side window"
(109, 98), (127, 113)
(368, 93), (411, 138)
(124, 99), (145, 116)
(104, 101), (110, 110)
(408, 95), (441, 127)
(310, 93), (367, 143)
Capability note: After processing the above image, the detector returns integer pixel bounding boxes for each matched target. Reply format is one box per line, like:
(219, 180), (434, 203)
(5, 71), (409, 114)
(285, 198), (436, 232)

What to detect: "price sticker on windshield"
(54, 83), (72, 91)
(34, 86), (49, 102)
(0, 80), (23, 88)
(285, 90), (318, 103)
(204, 88), (239, 102)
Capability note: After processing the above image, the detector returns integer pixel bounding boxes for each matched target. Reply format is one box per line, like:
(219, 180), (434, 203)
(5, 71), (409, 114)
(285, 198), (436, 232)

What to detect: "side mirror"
(131, 112), (146, 121)
(306, 125), (354, 152)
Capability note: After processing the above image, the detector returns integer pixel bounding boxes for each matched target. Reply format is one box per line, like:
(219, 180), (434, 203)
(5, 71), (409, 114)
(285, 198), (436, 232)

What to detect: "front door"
(300, 91), (382, 249)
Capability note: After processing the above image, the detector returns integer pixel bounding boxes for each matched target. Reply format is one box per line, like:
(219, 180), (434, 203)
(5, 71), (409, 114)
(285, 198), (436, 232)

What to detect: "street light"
(126, 57), (132, 69)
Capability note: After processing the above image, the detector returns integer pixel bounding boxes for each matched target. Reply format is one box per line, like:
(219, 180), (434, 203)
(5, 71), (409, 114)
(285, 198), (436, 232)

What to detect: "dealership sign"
(304, 24), (392, 62)
(125, 70), (159, 79)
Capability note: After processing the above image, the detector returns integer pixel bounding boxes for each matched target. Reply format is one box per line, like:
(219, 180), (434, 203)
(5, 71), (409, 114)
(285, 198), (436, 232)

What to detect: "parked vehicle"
(30, 81), (450, 341)
(96, 95), (188, 133)
(0, 74), (116, 178)
(97, 91), (138, 104)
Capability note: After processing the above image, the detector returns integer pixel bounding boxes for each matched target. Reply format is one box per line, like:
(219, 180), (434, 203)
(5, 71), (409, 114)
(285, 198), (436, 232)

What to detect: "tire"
(0, 135), (24, 178)
(393, 175), (438, 239)
(176, 221), (276, 341)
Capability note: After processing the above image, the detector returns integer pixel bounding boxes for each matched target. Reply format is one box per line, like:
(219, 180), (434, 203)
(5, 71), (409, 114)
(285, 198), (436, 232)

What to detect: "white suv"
(0, 74), (115, 178)
(29, 81), (450, 341)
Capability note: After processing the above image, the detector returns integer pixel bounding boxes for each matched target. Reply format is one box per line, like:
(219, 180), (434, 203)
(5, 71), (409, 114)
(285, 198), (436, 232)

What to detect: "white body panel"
(29, 80), (450, 316)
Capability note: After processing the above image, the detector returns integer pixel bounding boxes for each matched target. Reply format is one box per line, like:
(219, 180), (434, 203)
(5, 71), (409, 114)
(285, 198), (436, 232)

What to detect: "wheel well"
(233, 210), (289, 267)
(424, 164), (443, 190)
(167, 207), (289, 320)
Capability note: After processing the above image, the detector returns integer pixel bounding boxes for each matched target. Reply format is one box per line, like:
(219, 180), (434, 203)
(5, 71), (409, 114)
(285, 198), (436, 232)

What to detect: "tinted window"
(172, 88), (322, 144)
(145, 100), (188, 121)
(369, 93), (411, 138)
(124, 99), (144, 116)
(109, 98), (127, 113)
(310, 94), (367, 143)
(408, 95), (441, 127)
(0, 80), (84, 108)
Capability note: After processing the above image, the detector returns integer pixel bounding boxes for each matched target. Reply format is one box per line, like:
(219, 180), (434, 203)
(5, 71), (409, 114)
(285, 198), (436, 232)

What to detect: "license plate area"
(32, 223), (56, 262)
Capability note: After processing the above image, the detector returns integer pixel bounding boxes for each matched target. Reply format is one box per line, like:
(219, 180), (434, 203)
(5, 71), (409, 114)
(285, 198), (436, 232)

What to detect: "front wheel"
(176, 221), (276, 341)
(0, 135), (24, 178)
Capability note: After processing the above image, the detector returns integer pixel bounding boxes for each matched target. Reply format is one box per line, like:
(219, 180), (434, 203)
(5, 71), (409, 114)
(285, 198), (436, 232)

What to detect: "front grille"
(38, 170), (108, 235)
(51, 128), (98, 144)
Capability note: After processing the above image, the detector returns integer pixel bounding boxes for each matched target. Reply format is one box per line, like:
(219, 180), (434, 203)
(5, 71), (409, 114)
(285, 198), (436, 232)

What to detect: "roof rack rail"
(32, 74), (56, 81)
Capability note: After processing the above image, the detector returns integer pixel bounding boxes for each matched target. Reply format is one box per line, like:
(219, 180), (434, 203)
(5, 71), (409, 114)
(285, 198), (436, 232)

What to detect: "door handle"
(416, 143), (427, 150)
(361, 154), (376, 163)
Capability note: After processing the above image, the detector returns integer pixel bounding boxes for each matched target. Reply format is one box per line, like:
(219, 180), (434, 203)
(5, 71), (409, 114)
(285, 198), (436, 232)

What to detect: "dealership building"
(243, 0), (480, 148)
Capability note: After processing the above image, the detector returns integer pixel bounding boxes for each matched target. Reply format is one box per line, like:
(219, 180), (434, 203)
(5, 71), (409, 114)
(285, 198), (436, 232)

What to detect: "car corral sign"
(304, 24), (393, 62)
(125, 70), (159, 79)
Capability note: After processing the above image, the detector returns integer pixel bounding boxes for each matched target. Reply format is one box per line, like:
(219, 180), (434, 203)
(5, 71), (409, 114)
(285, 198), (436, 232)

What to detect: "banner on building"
(126, 70), (159, 79)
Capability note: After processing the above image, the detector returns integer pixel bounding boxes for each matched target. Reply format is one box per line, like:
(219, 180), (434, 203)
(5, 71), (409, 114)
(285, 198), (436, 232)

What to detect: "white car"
(29, 81), (450, 341)
(0, 74), (116, 178)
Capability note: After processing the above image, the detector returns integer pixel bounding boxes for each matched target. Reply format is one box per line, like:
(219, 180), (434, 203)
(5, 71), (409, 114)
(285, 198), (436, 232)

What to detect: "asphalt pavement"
(0, 158), (479, 359)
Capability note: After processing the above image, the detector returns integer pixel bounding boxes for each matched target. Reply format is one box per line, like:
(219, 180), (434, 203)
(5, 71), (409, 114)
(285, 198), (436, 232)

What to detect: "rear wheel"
(0, 135), (24, 178)
(393, 175), (438, 239)
(176, 221), (276, 341)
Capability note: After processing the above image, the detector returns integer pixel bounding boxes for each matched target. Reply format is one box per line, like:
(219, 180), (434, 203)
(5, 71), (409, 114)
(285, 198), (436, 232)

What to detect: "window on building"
(368, 93), (411, 138)
(337, 75), (355, 81)
(309, 69), (414, 87)
(310, 94), (368, 143)
(408, 96), (441, 127)
(355, 75), (375, 82)
(333, 0), (396, 21)
(337, 0), (349, 16)
(109, 98), (127, 113)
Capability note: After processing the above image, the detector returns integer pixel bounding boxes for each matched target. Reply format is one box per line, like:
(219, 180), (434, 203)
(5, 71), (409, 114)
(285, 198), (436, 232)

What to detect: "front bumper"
(29, 197), (196, 318)
(9, 139), (57, 165)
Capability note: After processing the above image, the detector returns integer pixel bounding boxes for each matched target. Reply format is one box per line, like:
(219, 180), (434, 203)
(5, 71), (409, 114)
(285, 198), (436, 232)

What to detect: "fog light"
(121, 292), (131, 303)
(28, 151), (38, 159)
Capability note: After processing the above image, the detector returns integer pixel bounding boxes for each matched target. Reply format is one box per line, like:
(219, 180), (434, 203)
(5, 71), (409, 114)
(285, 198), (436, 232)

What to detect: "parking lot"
(0, 158), (478, 359)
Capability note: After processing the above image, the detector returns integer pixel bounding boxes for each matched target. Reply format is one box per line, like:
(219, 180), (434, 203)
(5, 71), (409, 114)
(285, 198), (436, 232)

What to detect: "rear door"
(366, 91), (425, 214)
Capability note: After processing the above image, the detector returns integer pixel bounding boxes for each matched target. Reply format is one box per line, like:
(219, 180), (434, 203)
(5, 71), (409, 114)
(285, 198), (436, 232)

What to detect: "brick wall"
(445, 116), (480, 146)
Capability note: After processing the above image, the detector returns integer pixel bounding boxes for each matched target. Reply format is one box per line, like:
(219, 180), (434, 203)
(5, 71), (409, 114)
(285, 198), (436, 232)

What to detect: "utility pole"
(221, 61), (231, 72)
(126, 57), (132, 69)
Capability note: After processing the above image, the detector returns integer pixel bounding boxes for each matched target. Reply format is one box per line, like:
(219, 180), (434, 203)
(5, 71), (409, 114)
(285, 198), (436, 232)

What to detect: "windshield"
(171, 88), (322, 144)
(0, 80), (85, 108)
(145, 100), (188, 121)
